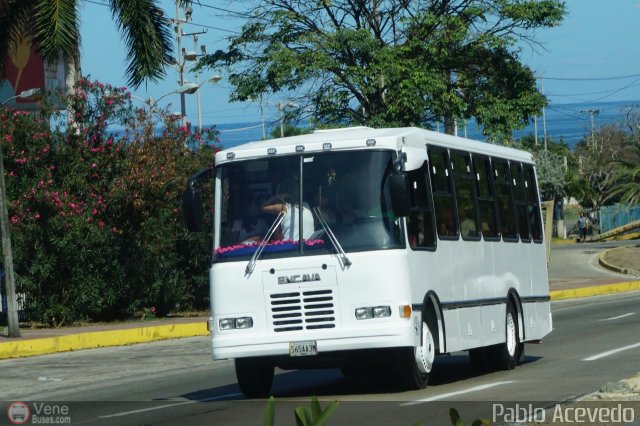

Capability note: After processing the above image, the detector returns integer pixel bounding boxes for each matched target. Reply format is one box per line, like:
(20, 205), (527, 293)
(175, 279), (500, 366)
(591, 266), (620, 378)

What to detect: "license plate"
(289, 340), (318, 357)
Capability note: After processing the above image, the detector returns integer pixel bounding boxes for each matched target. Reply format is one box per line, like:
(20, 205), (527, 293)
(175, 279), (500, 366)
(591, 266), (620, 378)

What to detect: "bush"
(0, 78), (218, 325)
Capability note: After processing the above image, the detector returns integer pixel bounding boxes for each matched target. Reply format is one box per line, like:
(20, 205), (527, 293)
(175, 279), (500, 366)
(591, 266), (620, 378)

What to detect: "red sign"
(1, 38), (47, 109)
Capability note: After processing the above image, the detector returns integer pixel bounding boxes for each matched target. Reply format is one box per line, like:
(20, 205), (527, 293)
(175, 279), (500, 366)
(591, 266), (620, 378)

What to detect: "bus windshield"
(215, 150), (403, 262)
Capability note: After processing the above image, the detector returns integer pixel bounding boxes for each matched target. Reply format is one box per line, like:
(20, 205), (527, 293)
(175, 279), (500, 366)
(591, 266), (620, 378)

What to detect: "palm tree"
(605, 142), (640, 206)
(0, 0), (190, 88)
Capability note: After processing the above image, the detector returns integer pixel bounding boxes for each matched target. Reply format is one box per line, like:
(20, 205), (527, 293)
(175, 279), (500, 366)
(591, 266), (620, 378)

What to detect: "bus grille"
(269, 289), (336, 332)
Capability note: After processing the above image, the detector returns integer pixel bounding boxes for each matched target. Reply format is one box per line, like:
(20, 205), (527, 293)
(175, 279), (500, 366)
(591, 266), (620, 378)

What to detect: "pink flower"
(10, 215), (18, 224)
(34, 213), (40, 219)
(98, 220), (105, 228)
(92, 208), (98, 215)
(91, 163), (97, 169)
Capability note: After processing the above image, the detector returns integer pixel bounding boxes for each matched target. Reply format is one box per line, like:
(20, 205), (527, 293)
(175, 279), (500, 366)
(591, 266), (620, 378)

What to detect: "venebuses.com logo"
(6, 401), (72, 424)
(7, 402), (30, 425)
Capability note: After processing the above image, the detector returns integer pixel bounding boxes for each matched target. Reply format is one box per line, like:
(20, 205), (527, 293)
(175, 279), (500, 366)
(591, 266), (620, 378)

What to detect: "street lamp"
(1, 88), (42, 107)
(277, 101), (298, 138)
(0, 87), (41, 338)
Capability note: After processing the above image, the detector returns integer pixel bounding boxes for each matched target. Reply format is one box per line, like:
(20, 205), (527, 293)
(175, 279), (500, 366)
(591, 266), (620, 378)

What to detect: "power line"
(538, 73), (640, 81)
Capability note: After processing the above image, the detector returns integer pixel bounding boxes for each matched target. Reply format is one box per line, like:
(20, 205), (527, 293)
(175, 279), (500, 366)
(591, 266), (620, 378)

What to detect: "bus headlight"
(355, 307), (373, 320)
(373, 306), (391, 318)
(219, 318), (235, 330)
(219, 317), (254, 330)
(235, 317), (253, 329)
(355, 306), (391, 320)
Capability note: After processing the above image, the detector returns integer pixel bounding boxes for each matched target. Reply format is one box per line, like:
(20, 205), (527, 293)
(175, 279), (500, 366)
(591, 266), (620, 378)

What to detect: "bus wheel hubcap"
(416, 322), (435, 374)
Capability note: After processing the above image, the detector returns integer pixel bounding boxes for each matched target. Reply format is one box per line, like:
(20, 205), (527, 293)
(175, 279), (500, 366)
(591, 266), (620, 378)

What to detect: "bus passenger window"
(451, 151), (479, 240)
(473, 156), (499, 239)
(429, 148), (458, 239)
(493, 159), (518, 240)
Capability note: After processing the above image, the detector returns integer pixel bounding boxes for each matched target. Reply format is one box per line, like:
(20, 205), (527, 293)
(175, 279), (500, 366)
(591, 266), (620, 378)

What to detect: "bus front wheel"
(399, 319), (434, 390)
(235, 357), (274, 398)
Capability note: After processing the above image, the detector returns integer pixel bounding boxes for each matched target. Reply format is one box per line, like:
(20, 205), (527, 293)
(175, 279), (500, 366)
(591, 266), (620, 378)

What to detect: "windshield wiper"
(313, 207), (352, 268)
(245, 210), (287, 275)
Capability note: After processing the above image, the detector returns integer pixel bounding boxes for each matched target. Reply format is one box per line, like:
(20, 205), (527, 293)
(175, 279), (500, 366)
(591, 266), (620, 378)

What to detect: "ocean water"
(214, 100), (640, 150)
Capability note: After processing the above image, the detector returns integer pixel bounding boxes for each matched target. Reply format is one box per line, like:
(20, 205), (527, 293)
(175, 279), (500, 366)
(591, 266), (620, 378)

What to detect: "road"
(1, 242), (639, 425)
(548, 240), (638, 287)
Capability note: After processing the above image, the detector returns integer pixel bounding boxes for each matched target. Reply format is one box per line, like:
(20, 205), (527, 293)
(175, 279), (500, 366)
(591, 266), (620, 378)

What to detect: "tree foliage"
(572, 124), (629, 209)
(1, 78), (218, 325)
(515, 134), (571, 202)
(202, 0), (565, 140)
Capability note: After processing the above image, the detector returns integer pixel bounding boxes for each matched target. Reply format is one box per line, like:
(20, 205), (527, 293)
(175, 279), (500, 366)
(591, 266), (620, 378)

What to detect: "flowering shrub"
(1, 78), (219, 325)
(141, 306), (157, 320)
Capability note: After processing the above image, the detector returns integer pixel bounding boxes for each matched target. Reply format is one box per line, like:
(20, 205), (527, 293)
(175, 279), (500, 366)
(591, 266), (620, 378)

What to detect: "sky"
(79, 0), (640, 129)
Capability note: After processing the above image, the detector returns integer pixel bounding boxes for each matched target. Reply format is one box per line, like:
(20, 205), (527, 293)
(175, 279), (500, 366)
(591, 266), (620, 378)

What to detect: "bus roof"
(215, 126), (533, 165)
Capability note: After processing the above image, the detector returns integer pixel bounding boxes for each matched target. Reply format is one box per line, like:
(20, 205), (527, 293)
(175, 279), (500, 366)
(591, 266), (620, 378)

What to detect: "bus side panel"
(529, 243), (550, 297)
(522, 301), (552, 341)
(491, 241), (530, 299)
(481, 303), (506, 347)
(442, 308), (462, 352)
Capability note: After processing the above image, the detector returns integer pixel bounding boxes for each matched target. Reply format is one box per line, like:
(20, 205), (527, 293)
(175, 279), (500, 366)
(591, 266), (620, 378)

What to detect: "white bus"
(183, 126), (552, 398)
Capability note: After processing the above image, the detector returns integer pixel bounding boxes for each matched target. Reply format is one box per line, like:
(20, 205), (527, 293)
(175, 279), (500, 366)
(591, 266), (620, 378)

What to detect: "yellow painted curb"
(0, 322), (209, 359)
(550, 281), (640, 301)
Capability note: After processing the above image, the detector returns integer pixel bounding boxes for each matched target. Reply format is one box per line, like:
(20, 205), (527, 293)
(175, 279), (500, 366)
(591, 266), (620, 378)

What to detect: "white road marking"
(601, 312), (635, 321)
(583, 342), (640, 361)
(97, 393), (243, 418)
(399, 381), (515, 406)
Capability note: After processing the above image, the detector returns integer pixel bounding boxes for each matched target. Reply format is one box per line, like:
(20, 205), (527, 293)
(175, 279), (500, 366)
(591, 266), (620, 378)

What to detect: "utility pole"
(173, 2), (196, 127)
(580, 109), (600, 150)
(0, 143), (20, 337)
(541, 79), (548, 151)
(182, 32), (207, 131)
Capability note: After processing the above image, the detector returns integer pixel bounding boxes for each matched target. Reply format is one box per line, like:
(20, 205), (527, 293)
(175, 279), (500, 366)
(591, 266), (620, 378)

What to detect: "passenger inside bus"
(232, 193), (268, 243)
(261, 179), (315, 241)
(459, 205), (478, 238)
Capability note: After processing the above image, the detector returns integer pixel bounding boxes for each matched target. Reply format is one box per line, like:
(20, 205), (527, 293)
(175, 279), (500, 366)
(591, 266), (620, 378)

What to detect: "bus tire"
(235, 357), (274, 398)
(399, 318), (434, 390)
(489, 302), (519, 371)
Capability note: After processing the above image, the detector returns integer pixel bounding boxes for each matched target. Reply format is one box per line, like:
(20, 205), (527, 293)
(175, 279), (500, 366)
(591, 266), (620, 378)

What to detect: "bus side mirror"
(390, 172), (411, 217)
(182, 168), (213, 232)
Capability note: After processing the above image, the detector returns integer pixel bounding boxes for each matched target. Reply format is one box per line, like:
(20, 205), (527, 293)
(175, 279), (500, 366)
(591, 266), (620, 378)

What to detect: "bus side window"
(514, 163), (531, 242)
(429, 147), (458, 239)
(524, 164), (544, 242)
(492, 159), (518, 241)
(407, 162), (436, 249)
(451, 151), (480, 240)
(473, 156), (500, 240)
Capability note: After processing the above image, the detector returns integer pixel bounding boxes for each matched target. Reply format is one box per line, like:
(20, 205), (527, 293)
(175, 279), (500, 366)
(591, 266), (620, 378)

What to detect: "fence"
(599, 204), (640, 233)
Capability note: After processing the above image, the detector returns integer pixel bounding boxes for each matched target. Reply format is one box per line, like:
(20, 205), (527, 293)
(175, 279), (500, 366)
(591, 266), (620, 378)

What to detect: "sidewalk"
(2, 244), (640, 360)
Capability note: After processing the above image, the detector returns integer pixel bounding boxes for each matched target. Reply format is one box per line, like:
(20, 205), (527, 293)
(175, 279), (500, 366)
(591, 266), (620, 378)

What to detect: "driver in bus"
(261, 179), (314, 241)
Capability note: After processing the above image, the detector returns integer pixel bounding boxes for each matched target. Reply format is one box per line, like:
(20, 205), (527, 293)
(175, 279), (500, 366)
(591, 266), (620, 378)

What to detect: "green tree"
(0, 0), (188, 87)
(515, 134), (572, 202)
(572, 124), (629, 209)
(605, 142), (640, 205)
(202, 0), (565, 140)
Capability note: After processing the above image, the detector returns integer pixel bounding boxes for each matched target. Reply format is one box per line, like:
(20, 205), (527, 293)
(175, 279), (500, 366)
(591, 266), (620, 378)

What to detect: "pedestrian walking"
(577, 212), (588, 242)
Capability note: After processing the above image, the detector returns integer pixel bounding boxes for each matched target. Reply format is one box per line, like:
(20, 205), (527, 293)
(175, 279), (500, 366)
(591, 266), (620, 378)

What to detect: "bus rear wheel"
(489, 302), (519, 371)
(235, 357), (274, 398)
